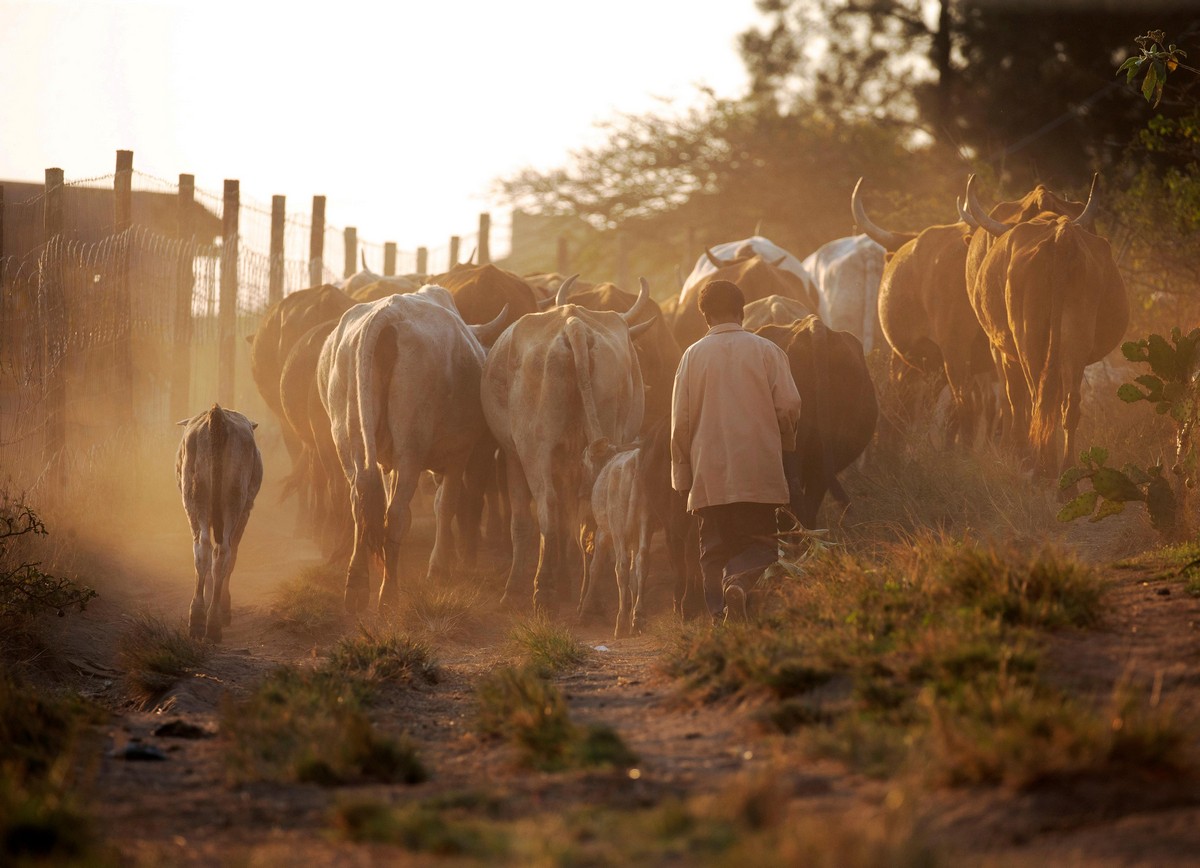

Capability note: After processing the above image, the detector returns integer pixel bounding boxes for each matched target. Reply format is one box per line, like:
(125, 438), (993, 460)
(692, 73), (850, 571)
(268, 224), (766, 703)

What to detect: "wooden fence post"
(218, 179), (239, 406)
(416, 247), (428, 276)
(171, 174), (195, 423)
(42, 167), (66, 473)
(556, 234), (568, 276)
(309, 195), (325, 285)
(113, 150), (134, 428)
(448, 236), (460, 271)
(478, 212), (491, 265)
(383, 242), (396, 276)
(344, 226), (357, 277)
(269, 195), (285, 308)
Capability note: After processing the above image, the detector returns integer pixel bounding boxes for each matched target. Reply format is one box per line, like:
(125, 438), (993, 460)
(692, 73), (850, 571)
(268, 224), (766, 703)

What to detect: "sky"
(1, 0), (762, 261)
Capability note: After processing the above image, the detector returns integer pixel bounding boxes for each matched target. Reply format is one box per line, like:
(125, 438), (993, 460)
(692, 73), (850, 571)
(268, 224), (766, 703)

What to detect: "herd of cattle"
(175, 174), (1128, 640)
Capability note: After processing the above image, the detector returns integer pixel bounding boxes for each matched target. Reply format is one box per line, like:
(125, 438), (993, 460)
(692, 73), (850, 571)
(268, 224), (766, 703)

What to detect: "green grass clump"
(663, 537), (1189, 787)
(116, 613), (209, 708)
(0, 670), (110, 866)
(507, 616), (588, 676)
(475, 665), (636, 772)
(330, 800), (507, 857)
(221, 666), (426, 786)
(325, 626), (438, 693)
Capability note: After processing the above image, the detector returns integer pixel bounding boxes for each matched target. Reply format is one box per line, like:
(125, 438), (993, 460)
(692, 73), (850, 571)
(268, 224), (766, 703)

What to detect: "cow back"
(432, 263), (538, 329)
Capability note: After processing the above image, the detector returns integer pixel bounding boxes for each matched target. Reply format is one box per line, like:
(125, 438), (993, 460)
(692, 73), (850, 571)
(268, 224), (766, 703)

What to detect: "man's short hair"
(698, 280), (745, 321)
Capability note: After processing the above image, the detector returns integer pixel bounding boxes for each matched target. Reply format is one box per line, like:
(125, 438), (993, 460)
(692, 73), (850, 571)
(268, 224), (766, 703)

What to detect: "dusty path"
(37, 470), (1200, 867)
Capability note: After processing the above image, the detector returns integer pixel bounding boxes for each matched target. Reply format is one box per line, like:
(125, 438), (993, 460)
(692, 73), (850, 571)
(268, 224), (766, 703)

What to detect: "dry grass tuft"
(116, 612), (209, 709)
(267, 571), (346, 641)
(474, 665), (636, 772)
(507, 615), (588, 676)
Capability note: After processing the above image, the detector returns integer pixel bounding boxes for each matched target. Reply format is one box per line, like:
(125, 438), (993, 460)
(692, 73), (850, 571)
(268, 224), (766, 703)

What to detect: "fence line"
(0, 150), (504, 497)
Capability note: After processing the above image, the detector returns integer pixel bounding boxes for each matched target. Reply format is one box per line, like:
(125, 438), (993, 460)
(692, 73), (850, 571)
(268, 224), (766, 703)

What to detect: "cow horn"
(851, 177), (914, 252)
(956, 196), (978, 229)
(1072, 173), (1100, 228)
(555, 273), (579, 307)
(628, 317), (655, 341)
(704, 248), (727, 269)
(361, 250), (368, 270)
(465, 246), (477, 265)
(536, 294), (555, 310)
(964, 174), (1009, 238)
(622, 277), (655, 326)
(470, 304), (509, 346)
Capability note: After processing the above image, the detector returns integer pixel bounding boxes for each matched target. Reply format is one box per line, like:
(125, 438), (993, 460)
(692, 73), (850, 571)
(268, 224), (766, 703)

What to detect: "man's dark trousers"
(696, 502), (777, 617)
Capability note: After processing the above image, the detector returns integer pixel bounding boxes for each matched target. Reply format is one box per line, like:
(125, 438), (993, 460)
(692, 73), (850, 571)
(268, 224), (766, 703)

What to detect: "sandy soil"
(30, 467), (1200, 868)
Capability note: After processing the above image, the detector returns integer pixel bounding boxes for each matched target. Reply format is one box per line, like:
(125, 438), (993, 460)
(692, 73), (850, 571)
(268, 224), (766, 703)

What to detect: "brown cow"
(852, 179), (991, 446)
(755, 316), (878, 528)
(674, 252), (815, 348)
(248, 284), (355, 467)
(966, 191), (1128, 477)
(432, 263), (539, 329)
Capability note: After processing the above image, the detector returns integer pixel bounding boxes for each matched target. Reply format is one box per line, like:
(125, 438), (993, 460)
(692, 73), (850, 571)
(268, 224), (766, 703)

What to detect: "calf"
(583, 440), (652, 638)
(176, 404), (263, 642)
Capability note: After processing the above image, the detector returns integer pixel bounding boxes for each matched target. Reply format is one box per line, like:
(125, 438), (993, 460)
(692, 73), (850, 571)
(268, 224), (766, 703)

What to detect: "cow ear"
(250, 421), (259, 430)
(244, 332), (256, 344)
(176, 418), (190, 426)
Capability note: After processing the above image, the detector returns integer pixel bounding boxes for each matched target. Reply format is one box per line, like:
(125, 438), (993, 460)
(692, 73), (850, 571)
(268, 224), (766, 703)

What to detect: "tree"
(739, 2), (1200, 189)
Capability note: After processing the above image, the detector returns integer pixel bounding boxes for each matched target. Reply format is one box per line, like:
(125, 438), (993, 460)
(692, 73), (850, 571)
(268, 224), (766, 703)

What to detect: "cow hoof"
(188, 621), (205, 640)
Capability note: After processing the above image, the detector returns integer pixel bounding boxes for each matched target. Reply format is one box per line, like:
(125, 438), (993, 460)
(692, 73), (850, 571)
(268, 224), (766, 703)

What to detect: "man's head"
(698, 279), (745, 326)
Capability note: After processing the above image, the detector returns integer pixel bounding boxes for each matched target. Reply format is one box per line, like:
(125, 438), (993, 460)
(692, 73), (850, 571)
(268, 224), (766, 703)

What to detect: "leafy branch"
(1118, 30), (1198, 108)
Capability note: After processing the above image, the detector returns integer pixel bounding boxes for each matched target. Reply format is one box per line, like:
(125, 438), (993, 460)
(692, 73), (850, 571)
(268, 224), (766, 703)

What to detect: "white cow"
(801, 234), (886, 354)
(318, 285), (506, 612)
(582, 441), (652, 638)
(482, 278), (656, 613)
(176, 404), (263, 642)
(742, 294), (816, 332)
(680, 235), (814, 299)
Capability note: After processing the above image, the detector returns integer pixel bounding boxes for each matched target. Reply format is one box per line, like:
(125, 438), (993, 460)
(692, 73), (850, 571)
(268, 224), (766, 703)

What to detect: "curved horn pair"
(1073, 173), (1100, 228)
(964, 175), (1009, 238)
(622, 278), (656, 328)
(851, 178), (917, 251)
(956, 197), (978, 229)
(470, 304), (510, 346)
(704, 248), (728, 269)
(555, 273), (580, 307)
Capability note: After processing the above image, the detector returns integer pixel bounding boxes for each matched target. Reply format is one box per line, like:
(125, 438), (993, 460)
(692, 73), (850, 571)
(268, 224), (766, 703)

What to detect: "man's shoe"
(723, 583), (747, 623)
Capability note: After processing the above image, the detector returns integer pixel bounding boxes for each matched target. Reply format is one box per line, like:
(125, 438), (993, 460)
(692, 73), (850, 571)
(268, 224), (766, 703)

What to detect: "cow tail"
(564, 316), (606, 448)
(355, 315), (393, 553)
(209, 404), (227, 544)
(1030, 230), (1070, 472)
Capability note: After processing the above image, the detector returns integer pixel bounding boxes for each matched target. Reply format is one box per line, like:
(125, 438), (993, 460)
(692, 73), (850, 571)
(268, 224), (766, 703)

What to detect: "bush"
(0, 496), (95, 621)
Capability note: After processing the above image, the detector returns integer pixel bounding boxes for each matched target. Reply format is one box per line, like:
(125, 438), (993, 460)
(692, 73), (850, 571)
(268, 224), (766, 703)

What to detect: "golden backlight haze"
(2, 0), (758, 257)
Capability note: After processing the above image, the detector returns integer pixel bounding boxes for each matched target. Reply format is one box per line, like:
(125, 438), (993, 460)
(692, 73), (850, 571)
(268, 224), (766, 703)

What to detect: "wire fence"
(0, 160), (503, 498)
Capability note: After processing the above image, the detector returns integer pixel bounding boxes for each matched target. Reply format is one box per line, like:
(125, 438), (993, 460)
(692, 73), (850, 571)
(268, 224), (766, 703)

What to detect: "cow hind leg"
(379, 469), (419, 611)
(630, 517), (650, 636)
(188, 525), (212, 639)
(430, 466), (466, 582)
(614, 545), (631, 640)
(206, 539), (233, 643)
(500, 453), (536, 608)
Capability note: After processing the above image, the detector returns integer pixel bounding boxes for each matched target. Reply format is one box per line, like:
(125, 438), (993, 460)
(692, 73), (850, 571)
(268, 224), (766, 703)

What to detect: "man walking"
(670, 280), (803, 622)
